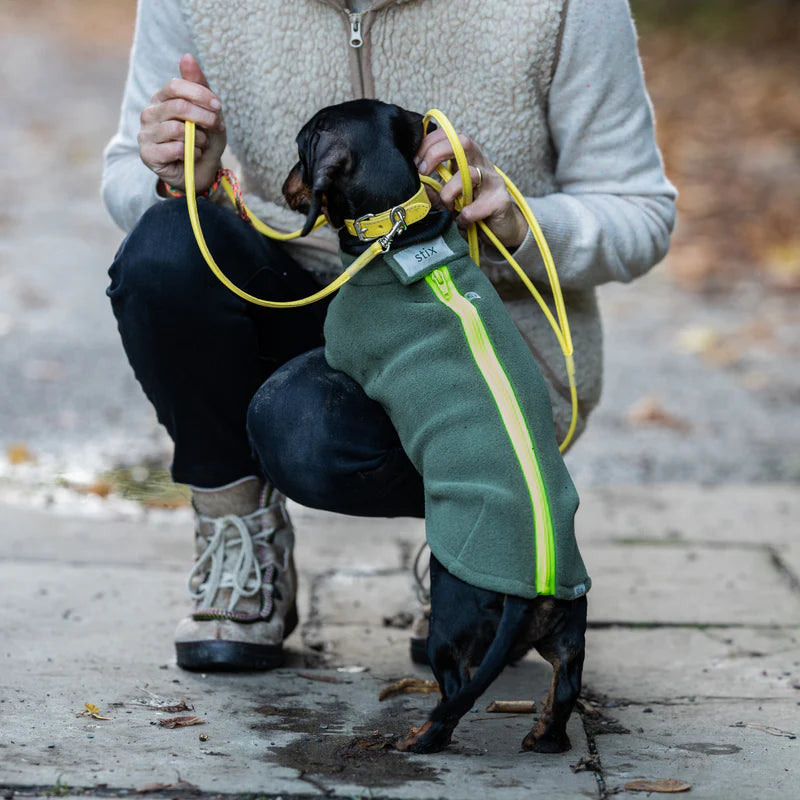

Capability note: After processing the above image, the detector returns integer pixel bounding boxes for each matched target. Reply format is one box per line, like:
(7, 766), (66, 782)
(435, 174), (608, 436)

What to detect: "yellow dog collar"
(344, 184), (431, 241)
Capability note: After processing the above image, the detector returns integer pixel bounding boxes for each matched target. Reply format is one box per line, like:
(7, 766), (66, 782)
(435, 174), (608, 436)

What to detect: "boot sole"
(176, 605), (299, 672)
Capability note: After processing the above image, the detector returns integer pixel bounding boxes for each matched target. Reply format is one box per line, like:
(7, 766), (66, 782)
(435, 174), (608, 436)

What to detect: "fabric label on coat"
(386, 235), (458, 284)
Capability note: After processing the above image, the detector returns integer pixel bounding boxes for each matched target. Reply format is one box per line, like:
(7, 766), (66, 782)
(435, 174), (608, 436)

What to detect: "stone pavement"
(1, 484), (798, 799)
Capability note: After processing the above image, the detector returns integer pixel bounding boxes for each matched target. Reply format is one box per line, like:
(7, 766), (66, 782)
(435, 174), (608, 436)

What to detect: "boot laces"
(188, 511), (276, 611)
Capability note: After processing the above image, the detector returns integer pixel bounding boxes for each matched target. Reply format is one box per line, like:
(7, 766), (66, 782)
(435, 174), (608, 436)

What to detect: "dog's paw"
(521, 731), (571, 753)
(395, 721), (453, 754)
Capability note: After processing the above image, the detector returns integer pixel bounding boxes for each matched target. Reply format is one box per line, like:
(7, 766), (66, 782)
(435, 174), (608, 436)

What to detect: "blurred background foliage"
(629, 0), (800, 292)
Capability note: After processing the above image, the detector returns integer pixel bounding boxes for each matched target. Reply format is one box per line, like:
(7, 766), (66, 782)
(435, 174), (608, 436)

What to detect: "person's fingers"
(144, 119), (209, 150)
(456, 186), (504, 225)
(438, 165), (487, 208)
(414, 127), (449, 172)
(141, 97), (224, 133)
(416, 131), (481, 177)
(139, 138), (186, 170)
(458, 191), (528, 249)
(152, 77), (220, 111)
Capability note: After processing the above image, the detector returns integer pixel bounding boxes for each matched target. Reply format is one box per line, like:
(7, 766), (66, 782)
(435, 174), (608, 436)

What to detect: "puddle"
(253, 699), (441, 788)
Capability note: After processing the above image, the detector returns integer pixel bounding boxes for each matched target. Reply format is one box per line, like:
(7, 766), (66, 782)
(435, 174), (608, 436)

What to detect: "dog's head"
(282, 99), (425, 236)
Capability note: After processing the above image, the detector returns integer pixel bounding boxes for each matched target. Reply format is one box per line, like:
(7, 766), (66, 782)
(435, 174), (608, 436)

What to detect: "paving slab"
(582, 542), (800, 626)
(584, 627), (800, 703)
(577, 484), (799, 547)
(596, 699), (799, 799)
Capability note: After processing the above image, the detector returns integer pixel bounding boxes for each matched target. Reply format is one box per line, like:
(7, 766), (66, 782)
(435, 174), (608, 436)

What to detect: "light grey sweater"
(102, 0), (676, 444)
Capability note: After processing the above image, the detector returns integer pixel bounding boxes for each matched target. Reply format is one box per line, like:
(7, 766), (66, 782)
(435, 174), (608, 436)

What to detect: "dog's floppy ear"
(391, 108), (426, 163)
(301, 133), (353, 235)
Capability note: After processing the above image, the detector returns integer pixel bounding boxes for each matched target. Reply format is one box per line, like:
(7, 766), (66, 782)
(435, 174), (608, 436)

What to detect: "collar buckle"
(353, 213), (376, 242)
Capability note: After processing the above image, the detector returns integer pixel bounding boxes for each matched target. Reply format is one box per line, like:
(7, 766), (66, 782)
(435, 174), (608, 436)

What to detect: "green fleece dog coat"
(325, 224), (590, 601)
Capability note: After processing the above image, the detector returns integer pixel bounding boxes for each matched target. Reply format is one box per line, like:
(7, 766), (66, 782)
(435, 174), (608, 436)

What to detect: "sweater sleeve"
(101, 0), (194, 232)
(482, 0), (677, 290)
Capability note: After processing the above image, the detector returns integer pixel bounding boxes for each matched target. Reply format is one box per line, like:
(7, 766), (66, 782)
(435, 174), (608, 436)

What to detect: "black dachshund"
(283, 99), (589, 755)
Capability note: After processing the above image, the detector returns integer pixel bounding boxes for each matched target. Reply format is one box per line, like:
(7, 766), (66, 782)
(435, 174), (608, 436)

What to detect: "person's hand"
(139, 54), (227, 195)
(415, 129), (527, 249)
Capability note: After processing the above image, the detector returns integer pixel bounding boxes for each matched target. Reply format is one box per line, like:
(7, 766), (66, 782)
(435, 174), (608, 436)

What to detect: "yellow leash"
(184, 121), (383, 307)
(182, 112), (578, 451)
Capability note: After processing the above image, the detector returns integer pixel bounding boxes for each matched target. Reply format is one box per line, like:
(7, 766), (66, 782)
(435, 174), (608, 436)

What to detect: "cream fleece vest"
(181, 0), (601, 444)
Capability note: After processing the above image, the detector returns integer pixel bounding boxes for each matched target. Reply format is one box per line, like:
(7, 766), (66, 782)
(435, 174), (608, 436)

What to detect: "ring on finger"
(474, 166), (483, 189)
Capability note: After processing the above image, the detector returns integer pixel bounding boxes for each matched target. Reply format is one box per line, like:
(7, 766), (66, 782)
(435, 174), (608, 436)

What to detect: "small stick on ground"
(486, 700), (537, 714)
(296, 671), (349, 684)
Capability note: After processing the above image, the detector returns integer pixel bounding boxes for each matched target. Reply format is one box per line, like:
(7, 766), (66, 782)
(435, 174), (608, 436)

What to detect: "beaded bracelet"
(162, 168), (225, 200)
(162, 167), (250, 224)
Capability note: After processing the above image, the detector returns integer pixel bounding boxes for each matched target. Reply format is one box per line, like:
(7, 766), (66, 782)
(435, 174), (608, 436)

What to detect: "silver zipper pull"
(348, 12), (363, 47)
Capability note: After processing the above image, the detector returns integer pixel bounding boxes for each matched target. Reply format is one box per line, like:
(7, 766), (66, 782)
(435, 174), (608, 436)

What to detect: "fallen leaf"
(7, 443), (35, 465)
(378, 677), (440, 701)
(627, 396), (691, 432)
(153, 715), (205, 728)
(730, 721), (796, 739)
(486, 700), (537, 713)
(76, 702), (112, 720)
(624, 778), (691, 793)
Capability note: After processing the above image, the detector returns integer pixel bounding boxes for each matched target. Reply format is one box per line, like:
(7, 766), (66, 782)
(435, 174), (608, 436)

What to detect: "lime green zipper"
(425, 266), (556, 595)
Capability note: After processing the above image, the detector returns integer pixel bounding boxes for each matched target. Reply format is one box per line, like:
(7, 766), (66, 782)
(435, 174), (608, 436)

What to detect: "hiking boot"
(174, 477), (298, 671)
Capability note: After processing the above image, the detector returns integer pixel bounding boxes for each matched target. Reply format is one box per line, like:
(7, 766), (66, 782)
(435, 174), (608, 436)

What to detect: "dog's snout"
(282, 163), (311, 214)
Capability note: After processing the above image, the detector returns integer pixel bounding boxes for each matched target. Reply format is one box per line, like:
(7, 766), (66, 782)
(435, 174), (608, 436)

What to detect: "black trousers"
(107, 199), (424, 518)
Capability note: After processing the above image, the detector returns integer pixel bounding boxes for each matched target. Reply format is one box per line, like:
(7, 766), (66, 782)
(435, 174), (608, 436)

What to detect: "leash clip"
(378, 206), (408, 252)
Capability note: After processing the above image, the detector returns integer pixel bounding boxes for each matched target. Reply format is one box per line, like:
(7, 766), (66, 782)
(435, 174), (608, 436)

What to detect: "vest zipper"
(348, 11), (364, 47)
(425, 266), (557, 595)
(343, 9), (366, 96)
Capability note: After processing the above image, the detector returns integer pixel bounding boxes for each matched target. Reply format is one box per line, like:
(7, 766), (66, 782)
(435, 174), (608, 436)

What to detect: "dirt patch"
(252, 700), (441, 788)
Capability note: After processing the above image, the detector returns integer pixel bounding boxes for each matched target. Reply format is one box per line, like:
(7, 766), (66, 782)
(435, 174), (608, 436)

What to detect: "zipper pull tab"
(432, 268), (452, 300)
(348, 12), (363, 48)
